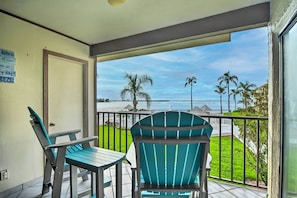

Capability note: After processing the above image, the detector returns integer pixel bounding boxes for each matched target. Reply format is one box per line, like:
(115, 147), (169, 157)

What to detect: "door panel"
(281, 16), (297, 197)
(48, 56), (83, 136)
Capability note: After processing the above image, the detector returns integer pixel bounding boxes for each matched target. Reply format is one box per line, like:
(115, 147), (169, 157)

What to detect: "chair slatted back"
(28, 107), (84, 167)
(28, 107), (56, 166)
(131, 111), (212, 193)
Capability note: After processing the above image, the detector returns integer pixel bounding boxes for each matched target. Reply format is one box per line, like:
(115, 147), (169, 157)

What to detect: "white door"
(48, 56), (83, 136)
(43, 50), (88, 141)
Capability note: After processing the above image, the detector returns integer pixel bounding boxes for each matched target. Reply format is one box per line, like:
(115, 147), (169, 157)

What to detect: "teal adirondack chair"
(130, 111), (213, 198)
(28, 107), (111, 197)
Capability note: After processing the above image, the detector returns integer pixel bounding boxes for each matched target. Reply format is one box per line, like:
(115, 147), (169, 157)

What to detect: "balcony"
(4, 111), (268, 197)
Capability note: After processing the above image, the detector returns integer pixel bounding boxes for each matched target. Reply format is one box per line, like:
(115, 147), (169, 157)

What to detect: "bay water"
(97, 100), (231, 112)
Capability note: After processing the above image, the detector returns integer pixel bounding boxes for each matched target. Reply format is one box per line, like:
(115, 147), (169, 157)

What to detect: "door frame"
(43, 49), (89, 137)
(279, 10), (297, 197)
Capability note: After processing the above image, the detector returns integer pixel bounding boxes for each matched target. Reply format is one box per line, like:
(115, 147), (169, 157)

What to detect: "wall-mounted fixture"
(108, 0), (125, 6)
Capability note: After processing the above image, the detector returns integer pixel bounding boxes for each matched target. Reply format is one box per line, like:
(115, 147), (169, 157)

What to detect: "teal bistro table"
(65, 147), (126, 198)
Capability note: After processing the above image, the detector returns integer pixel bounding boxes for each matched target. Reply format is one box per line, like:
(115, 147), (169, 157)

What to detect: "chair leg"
(78, 168), (89, 181)
(42, 160), (52, 195)
(131, 168), (136, 198)
(52, 166), (64, 198)
(199, 171), (207, 198)
(205, 172), (208, 198)
(52, 148), (66, 198)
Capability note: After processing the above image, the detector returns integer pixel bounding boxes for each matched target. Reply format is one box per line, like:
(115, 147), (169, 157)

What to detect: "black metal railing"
(96, 111), (268, 189)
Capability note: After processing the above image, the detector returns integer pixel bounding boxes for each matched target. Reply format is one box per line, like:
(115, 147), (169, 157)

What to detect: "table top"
(65, 147), (126, 172)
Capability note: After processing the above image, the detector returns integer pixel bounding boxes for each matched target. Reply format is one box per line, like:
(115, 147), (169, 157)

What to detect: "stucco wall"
(0, 13), (95, 193)
(268, 0), (297, 197)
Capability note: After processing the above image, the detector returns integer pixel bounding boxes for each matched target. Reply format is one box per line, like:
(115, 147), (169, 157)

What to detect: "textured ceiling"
(0, 0), (269, 45)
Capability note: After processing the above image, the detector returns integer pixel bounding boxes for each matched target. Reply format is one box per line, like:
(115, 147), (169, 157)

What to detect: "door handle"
(49, 122), (55, 127)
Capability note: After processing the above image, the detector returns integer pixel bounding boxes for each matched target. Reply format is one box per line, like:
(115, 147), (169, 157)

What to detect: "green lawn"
(98, 126), (258, 182)
(98, 126), (133, 152)
(210, 136), (257, 182)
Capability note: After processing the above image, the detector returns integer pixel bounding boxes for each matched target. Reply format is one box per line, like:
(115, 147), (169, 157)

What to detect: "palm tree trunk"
(227, 84), (230, 112)
(244, 98), (248, 113)
(190, 85), (193, 110)
(220, 95), (223, 114)
(132, 99), (137, 124)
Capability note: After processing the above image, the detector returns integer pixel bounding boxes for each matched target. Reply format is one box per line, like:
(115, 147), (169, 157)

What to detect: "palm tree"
(238, 81), (256, 112)
(214, 85), (226, 114)
(120, 73), (153, 111)
(184, 76), (197, 110)
(218, 71), (238, 113)
(231, 88), (240, 111)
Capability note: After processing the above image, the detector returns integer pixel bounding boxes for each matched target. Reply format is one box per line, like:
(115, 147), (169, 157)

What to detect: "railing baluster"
(119, 113), (122, 152)
(102, 113), (105, 148)
(231, 118), (234, 182)
(125, 113), (128, 152)
(97, 112), (100, 147)
(113, 113), (116, 151)
(256, 119), (260, 187)
(107, 113), (110, 150)
(243, 119), (246, 185)
(219, 118), (222, 180)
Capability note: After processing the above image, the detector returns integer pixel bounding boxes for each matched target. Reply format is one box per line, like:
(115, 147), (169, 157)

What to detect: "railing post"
(219, 118), (222, 180)
(243, 119), (246, 185)
(125, 113), (128, 152)
(113, 113), (116, 151)
(119, 113), (122, 152)
(107, 113), (110, 150)
(231, 118), (234, 182)
(102, 113), (105, 148)
(256, 119), (260, 187)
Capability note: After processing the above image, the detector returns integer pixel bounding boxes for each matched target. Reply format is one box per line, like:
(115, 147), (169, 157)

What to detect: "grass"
(98, 126), (133, 152)
(210, 136), (257, 182)
(98, 125), (258, 182)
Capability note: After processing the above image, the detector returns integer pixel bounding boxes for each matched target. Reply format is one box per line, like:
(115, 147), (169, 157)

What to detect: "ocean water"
(97, 100), (240, 137)
(97, 100), (231, 112)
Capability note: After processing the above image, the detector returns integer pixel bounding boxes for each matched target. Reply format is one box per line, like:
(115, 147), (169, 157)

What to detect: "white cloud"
(97, 27), (268, 102)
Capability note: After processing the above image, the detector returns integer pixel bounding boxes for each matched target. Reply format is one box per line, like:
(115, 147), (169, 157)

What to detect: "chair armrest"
(48, 129), (81, 138)
(45, 136), (98, 149)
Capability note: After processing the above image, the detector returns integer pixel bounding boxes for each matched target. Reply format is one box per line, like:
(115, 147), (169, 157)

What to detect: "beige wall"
(268, 0), (297, 197)
(0, 13), (95, 192)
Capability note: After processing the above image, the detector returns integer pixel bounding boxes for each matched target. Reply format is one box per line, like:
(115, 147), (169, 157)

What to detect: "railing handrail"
(97, 110), (268, 119)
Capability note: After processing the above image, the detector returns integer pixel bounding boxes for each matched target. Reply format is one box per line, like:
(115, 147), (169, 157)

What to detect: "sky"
(96, 27), (268, 102)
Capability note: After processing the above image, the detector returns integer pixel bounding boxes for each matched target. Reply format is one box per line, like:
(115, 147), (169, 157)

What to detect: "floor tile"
(1, 162), (267, 198)
(211, 190), (237, 198)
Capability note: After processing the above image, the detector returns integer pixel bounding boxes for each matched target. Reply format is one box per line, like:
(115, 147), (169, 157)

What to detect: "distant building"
(191, 106), (210, 116)
(253, 83), (268, 115)
(122, 104), (133, 111)
(200, 105), (212, 112)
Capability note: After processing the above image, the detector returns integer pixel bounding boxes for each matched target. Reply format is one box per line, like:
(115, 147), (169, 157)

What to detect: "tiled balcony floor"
(4, 162), (267, 198)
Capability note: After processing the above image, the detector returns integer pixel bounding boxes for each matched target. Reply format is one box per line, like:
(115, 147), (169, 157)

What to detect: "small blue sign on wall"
(0, 49), (16, 83)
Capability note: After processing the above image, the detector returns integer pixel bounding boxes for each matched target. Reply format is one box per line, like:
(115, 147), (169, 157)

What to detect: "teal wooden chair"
(130, 111), (213, 198)
(28, 107), (111, 197)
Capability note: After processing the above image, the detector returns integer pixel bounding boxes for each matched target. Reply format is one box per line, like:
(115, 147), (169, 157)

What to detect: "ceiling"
(0, 0), (270, 59)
